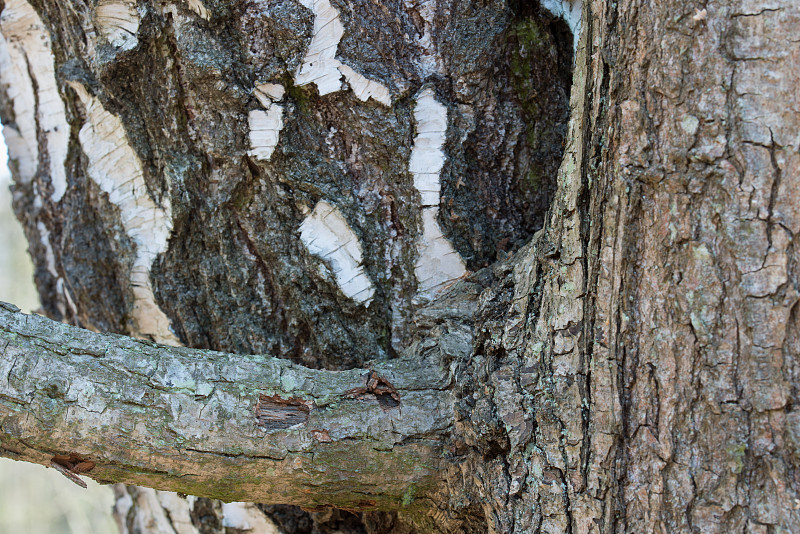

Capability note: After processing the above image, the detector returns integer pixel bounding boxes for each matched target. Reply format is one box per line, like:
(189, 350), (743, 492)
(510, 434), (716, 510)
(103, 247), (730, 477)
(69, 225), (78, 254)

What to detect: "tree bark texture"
(0, 302), (452, 508)
(1, 0), (799, 532)
(591, 1), (800, 531)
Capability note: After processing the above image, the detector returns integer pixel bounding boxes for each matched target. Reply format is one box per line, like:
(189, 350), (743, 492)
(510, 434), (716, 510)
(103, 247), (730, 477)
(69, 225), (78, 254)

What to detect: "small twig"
(50, 460), (88, 488)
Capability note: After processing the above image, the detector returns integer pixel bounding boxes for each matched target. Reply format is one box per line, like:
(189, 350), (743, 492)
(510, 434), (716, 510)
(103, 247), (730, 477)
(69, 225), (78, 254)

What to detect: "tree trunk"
(1, 0), (798, 532)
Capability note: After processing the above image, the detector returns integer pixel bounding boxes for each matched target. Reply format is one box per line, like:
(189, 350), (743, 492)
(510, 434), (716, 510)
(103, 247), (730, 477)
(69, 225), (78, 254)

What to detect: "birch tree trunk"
(1, 0), (798, 532)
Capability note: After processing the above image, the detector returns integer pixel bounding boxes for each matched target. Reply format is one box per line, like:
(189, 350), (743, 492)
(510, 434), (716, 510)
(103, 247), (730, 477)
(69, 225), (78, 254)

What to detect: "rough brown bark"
(1, 0), (799, 532)
(596, 1), (800, 531)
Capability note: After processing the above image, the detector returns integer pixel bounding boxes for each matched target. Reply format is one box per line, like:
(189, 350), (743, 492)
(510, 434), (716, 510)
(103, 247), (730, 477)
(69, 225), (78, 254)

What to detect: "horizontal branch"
(0, 302), (454, 510)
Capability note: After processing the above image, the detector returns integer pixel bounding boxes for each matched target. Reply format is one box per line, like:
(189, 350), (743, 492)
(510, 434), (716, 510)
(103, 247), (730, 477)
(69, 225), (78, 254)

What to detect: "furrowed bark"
(596, 0), (800, 531)
(0, 302), (453, 511)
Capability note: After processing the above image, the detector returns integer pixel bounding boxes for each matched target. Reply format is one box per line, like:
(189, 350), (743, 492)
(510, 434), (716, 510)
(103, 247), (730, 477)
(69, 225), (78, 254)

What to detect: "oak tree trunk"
(1, 0), (798, 532)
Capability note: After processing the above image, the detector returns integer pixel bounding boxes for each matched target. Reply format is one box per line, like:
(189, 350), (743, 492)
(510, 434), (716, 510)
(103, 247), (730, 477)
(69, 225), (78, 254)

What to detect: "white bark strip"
(0, 32), (36, 182)
(299, 201), (375, 304)
(248, 108), (284, 161)
(35, 218), (79, 316)
(113, 485), (134, 534)
(68, 82), (181, 346)
(132, 488), (180, 534)
(295, 0), (391, 105)
(254, 83), (285, 106)
(410, 88), (466, 299)
(248, 83), (285, 161)
(186, 0), (209, 20)
(0, 0), (69, 200)
(36, 221), (58, 278)
(0, 0), (78, 316)
(95, 0), (140, 50)
(337, 64), (392, 106)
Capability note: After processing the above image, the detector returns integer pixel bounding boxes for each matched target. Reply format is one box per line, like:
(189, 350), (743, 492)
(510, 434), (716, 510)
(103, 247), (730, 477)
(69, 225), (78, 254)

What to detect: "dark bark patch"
(233, 0), (312, 81)
(436, 4), (573, 270)
(255, 394), (312, 430)
(190, 497), (225, 534)
(260, 504), (369, 534)
(333, 0), (419, 91)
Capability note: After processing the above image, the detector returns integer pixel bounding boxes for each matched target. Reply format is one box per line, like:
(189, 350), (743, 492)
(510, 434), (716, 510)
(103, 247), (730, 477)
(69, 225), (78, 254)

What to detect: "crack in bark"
(765, 128), (783, 250)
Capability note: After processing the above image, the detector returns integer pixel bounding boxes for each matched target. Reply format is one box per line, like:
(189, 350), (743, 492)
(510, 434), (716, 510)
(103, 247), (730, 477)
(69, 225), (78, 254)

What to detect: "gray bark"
(0, 301), (452, 508)
(1, 0), (799, 532)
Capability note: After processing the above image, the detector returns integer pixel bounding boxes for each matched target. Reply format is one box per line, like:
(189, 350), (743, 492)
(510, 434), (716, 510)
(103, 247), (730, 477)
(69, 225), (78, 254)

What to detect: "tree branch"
(0, 302), (454, 511)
